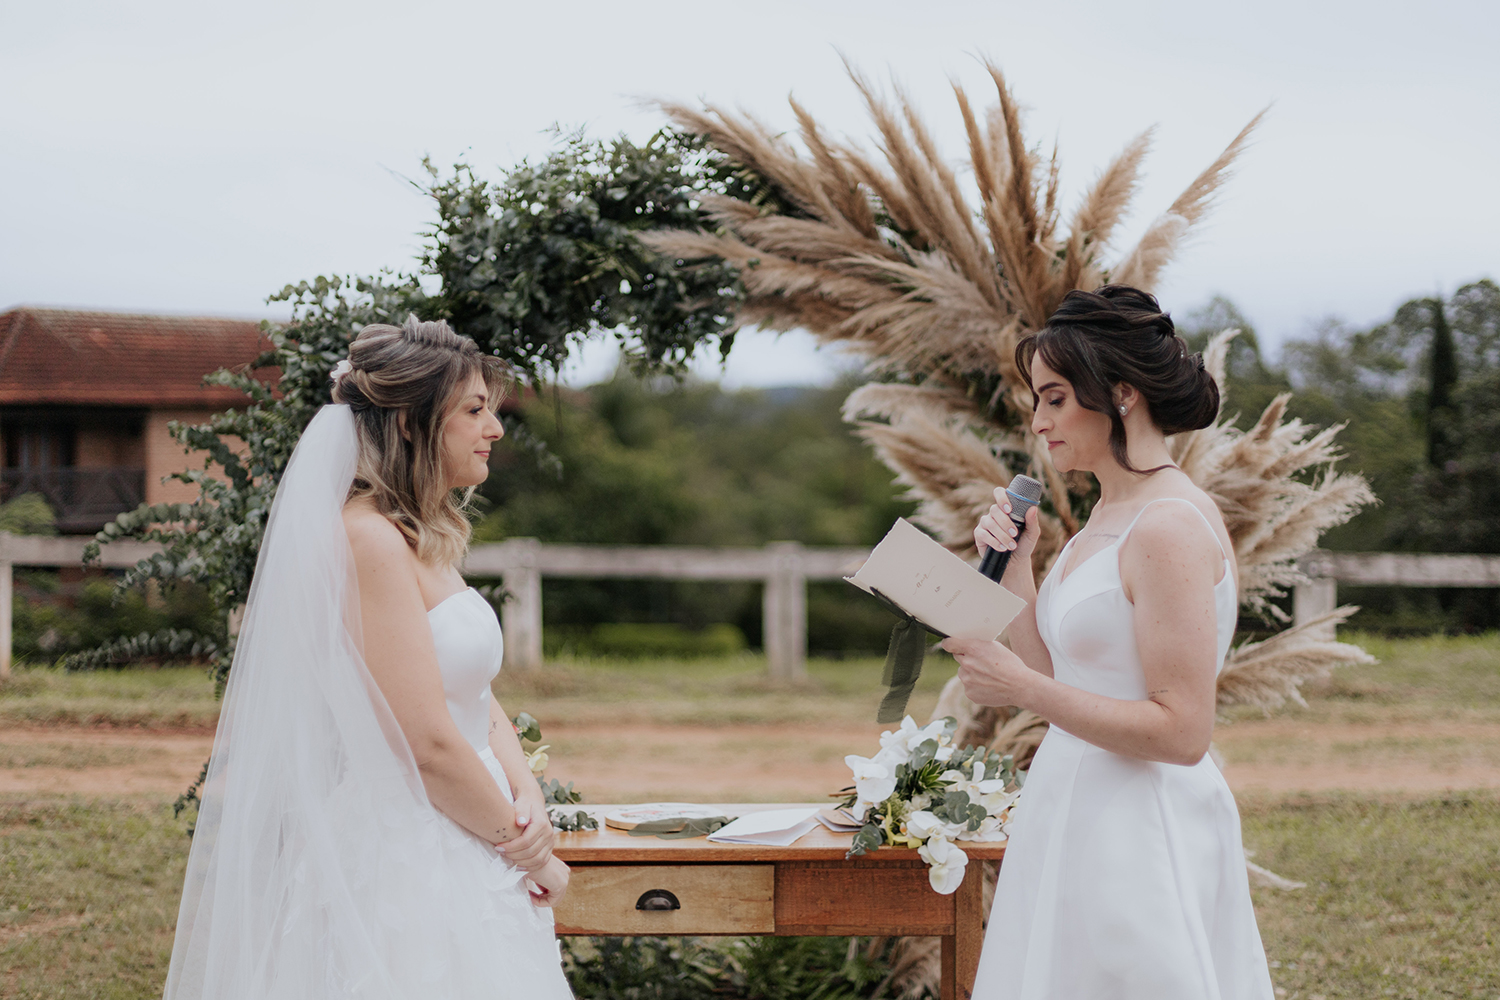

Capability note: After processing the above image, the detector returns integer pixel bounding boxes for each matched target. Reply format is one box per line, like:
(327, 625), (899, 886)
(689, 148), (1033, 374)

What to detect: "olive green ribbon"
(870, 589), (947, 724)
(626, 816), (736, 839)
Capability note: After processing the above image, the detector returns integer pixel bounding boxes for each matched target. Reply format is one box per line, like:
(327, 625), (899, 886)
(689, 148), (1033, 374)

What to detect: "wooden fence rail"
(4, 531), (1498, 679)
(461, 539), (869, 679)
(1292, 550), (1500, 639)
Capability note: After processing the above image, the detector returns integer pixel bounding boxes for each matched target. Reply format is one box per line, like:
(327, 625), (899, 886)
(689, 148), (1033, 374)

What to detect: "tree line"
(1179, 281), (1499, 631)
(9, 129), (1489, 676)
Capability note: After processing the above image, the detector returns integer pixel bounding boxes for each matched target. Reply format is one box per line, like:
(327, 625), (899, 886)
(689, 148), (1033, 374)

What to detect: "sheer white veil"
(162, 404), (420, 996)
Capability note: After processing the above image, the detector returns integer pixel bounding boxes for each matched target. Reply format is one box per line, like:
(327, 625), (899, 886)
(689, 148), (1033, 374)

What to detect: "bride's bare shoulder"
(342, 503), (410, 565)
(1129, 481), (1233, 567)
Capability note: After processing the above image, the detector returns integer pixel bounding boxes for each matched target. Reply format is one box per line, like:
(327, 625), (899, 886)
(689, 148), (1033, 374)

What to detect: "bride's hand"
(976, 489), (1041, 562)
(499, 794), (556, 872)
(942, 636), (1035, 709)
(526, 856), (570, 908)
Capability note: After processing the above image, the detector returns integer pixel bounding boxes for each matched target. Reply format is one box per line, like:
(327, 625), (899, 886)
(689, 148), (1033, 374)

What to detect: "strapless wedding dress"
(972, 499), (1274, 999)
(260, 588), (574, 997)
(162, 404), (574, 1000)
(403, 586), (574, 997)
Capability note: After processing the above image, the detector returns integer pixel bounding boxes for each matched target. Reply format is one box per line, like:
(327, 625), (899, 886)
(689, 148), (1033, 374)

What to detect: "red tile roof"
(0, 308), (275, 406)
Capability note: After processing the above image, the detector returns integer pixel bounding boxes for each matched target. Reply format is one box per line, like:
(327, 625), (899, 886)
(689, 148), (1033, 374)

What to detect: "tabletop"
(552, 802), (1009, 864)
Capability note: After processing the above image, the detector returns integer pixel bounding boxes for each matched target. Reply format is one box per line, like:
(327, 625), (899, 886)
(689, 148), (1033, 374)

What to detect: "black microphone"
(978, 474), (1044, 582)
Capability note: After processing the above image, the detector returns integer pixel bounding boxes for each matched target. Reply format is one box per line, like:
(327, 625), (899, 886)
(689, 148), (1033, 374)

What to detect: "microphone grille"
(1005, 474), (1045, 517)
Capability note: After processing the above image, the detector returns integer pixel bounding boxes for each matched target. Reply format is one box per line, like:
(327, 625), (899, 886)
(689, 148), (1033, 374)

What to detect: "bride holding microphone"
(944, 285), (1275, 999)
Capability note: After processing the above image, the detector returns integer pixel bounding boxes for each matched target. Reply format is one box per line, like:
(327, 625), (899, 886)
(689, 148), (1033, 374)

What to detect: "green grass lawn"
(495, 651), (959, 727)
(2, 632), (1498, 997)
(1242, 793), (1500, 999)
(1, 798), (185, 1000)
(4, 791), (1496, 999)
(1221, 632), (1500, 726)
(0, 665), (220, 730)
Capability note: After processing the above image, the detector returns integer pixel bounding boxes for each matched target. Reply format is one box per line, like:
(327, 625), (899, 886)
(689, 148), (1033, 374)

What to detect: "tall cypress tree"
(1426, 297), (1460, 468)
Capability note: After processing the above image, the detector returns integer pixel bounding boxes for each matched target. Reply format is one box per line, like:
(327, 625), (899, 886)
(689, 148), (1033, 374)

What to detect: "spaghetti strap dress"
(971, 498), (1274, 999)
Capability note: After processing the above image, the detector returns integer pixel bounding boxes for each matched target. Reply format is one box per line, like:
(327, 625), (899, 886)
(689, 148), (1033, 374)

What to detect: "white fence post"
(0, 556), (12, 680)
(1293, 550), (1339, 639)
(763, 541), (807, 682)
(499, 537), (543, 672)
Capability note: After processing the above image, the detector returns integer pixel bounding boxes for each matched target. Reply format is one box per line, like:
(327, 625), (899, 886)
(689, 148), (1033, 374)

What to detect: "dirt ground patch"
(1213, 718), (1500, 794)
(0, 727), (214, 797)
(6, 716), (1500, 801)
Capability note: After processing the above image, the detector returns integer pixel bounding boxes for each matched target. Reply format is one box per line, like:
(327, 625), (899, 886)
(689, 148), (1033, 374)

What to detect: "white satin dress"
(973, 499), (1274, 999)
(284, 588), (574, 996)
(415, 586), (575, 997)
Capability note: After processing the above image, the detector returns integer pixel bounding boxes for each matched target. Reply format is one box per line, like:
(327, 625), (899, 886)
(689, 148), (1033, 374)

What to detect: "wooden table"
(552, 803), (1005, 1000)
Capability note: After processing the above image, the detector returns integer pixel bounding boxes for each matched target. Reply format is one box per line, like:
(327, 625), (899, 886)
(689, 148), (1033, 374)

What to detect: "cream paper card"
(846, 518), (1027, 640)
(706, 807), (821, 846)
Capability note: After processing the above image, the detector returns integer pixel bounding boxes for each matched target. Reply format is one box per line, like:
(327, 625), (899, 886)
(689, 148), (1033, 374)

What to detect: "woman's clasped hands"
(499, 792), (570, 906)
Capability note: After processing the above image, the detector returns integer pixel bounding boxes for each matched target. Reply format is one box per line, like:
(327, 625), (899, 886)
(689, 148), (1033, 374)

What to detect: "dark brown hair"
(1015, 285), (1219, 473)
(332, 315), (512, 565)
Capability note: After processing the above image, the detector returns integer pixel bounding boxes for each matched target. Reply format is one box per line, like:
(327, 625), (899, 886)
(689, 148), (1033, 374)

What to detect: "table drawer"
(555, 864), (774, 935)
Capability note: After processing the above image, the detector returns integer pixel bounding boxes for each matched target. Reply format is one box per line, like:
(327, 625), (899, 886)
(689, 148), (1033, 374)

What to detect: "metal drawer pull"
(635, 889), (681, 911)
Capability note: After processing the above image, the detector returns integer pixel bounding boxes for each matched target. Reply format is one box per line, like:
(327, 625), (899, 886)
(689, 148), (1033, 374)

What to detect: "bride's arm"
(945, 508), (1219, 765)
(485, 694), (556, 860)
(345, 512), (526, 847)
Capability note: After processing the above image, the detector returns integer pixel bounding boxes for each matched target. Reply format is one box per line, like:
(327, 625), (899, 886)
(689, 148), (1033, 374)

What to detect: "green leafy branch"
(512, 711), (599, 832)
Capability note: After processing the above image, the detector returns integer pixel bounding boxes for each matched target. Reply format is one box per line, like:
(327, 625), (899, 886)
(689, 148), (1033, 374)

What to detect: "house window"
(6, 422), (76, 470)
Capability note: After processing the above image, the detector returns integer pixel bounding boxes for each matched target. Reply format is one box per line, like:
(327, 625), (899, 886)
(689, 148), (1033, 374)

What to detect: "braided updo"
(1016, 285), (1219, 473)
(333, 315), (511, 566)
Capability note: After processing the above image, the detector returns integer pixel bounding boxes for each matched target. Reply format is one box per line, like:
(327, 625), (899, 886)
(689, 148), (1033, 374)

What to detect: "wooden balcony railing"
(0, 466), (146, 533)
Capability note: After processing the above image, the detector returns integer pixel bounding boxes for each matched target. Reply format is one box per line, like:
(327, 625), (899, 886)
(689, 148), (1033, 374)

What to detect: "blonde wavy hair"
(331, 315), (511, 567)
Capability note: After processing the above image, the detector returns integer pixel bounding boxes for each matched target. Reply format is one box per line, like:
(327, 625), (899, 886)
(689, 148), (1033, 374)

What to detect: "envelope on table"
(706, 807), (821, 846)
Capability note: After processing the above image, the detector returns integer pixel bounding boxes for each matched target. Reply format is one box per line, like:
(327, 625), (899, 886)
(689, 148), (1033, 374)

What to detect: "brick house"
(0, 308), (272, 534)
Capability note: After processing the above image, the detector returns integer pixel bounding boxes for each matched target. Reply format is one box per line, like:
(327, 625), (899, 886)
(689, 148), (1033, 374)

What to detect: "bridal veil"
(163, 404), (567, 1000)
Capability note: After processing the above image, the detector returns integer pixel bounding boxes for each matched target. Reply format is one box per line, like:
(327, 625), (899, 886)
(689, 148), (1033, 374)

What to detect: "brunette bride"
(945, 286), (1274, 999)
(163, 316), (573, 999)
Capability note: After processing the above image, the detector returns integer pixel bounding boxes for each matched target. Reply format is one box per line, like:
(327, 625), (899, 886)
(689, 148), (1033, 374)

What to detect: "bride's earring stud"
(1119, 405), (1127, 415)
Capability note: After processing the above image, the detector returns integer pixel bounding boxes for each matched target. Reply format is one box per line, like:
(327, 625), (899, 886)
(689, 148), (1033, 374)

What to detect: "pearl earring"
(1119, 405), (1127, 415)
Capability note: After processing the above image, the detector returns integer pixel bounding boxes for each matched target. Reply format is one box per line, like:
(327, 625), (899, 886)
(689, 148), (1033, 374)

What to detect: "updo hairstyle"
(332, 315), (511, 566)
(1015, 285), (1219, 474)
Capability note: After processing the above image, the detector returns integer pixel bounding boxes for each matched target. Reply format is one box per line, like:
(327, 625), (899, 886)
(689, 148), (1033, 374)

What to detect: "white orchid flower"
(845, 754), (897, 805)
(877, 717), (924, 757)
(934, 745), (955, 762)
(525, 745), (550, 774)
(878, 716), (951, 759)
(957, 814), (1009, 843)
(918, 835), (969, 894)
(979, 787), (1022, 815)
(904, 810), (944, 841)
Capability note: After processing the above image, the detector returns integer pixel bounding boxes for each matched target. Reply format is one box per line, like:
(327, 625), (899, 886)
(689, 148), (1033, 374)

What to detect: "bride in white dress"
(163, 317), (573, 999)
(943, 286), (1274, 999)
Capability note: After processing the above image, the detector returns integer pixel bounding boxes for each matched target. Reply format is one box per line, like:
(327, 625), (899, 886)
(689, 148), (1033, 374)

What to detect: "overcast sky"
(3, 1), (1495, 387)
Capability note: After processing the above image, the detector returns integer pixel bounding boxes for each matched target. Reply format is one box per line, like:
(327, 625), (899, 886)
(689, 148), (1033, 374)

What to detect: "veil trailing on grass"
(164, 404), (563, 1000)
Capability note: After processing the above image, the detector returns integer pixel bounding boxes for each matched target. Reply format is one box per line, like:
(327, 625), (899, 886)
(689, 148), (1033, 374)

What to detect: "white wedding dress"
(163, 404), (573, 1000)
(973, 498), (1274, 999)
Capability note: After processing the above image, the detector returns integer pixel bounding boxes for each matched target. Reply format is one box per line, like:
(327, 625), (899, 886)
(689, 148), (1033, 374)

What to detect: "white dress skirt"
(972, 499), (1275, 1000)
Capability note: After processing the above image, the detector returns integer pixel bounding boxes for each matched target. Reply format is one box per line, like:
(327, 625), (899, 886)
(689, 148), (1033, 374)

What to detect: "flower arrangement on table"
(838, 716), (1024, 894)
(512, 711), (598, 832)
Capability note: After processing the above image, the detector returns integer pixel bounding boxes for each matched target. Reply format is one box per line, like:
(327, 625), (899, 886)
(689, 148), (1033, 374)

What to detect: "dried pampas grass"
(647, 69), (1370, 992)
